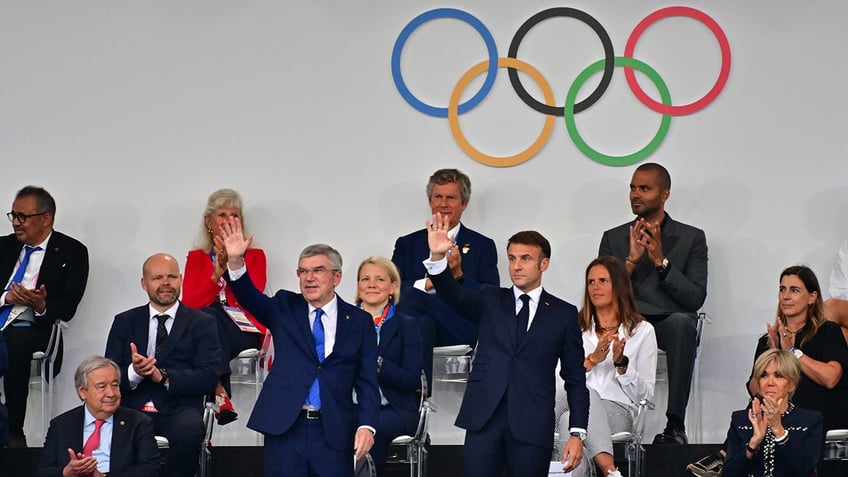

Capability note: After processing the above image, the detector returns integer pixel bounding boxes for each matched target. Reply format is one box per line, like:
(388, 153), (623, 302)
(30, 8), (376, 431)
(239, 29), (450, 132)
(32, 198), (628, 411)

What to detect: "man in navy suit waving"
(221, 219), (380, 477)
(424, 214), (589, 476)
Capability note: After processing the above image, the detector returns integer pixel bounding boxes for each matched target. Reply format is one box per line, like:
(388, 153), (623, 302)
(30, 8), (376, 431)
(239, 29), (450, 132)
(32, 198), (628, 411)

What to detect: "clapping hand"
(426, 213), (455, 261)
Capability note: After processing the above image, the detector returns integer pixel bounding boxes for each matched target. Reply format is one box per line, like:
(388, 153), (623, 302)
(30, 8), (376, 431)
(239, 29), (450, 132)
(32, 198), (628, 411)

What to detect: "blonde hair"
(752, 349), (801, 398)
(355, 256), (401, 305)
(194, 188), (251, 252)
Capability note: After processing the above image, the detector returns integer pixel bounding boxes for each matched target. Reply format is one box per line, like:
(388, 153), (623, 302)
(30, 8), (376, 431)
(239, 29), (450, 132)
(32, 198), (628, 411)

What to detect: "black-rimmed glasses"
(6, 211), (48, 223)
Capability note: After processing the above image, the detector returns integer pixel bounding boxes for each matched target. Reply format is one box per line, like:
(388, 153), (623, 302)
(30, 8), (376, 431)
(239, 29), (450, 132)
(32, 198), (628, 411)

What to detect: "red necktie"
(83, 419), (105, 457)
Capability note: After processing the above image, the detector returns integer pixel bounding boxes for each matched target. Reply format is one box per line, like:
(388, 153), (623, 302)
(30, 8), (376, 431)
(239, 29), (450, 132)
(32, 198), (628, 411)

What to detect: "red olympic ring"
(623, 6), (731, 116)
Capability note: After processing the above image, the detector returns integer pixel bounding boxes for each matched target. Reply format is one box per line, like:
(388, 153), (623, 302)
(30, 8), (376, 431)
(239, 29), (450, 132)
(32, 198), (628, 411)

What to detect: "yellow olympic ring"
(448, 57), (556, 168)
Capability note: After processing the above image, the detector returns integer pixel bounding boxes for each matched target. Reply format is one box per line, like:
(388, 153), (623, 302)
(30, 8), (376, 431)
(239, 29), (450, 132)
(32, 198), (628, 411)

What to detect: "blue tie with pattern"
(306, 308), (325, 409)
(0, 245), (42, 327)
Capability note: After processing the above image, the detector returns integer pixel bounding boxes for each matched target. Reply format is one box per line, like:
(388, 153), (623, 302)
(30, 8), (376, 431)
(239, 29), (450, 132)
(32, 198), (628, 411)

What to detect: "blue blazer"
(227, 271), (380, 452)
(377, 311), (423, 435)
(391, 224), (500, 289)
(104, 304), (221, 414)
(430, 269), (589, 447)
(37, 405), (159, 477)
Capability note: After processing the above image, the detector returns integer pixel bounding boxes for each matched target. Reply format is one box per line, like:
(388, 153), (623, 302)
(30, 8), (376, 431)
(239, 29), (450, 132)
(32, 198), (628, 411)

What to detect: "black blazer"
(377, 311), (423, 435)
(430, 269), (589, 447)
(104, 304), (220, 415)
(37, 405), (159, 477)
(0, 231), (89, 373)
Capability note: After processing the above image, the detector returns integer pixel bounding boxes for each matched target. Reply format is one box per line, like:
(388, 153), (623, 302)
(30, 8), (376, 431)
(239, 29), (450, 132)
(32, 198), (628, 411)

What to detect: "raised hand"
(627, 219), (647, 264)
(612, 335), (627, 364)
(636, 219), (665, 266)
(748, 396), (767, 450)
(219, 217), (252, 264)
(588, 330), (615, 364)
(765, 322), (780, 349)
(64, 448), (99, 476)
(447, 243), (463, 278)
(426, 213), (455, 260)
(211, 235), (229, 281)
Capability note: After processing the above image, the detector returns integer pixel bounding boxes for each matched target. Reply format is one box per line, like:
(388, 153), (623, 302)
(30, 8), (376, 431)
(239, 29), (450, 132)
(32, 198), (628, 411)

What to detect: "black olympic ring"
(507, 7), (614, 116)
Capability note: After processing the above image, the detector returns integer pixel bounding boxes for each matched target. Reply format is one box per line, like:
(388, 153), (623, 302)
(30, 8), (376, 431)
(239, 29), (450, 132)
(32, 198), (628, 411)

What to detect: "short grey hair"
(74, 355), (121, 391)
(426, 168), (471, 205)
(299, 244), (343, 271)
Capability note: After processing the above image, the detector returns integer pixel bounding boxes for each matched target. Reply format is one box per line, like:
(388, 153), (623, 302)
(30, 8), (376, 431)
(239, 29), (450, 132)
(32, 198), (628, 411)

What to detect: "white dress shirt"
(582, 319), (657, 413)
(0, 232), (51, 321)
(829, 240), (848, 299)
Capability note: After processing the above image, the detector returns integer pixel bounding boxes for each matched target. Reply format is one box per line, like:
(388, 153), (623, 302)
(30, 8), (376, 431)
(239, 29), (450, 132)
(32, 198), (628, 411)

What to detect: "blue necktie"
(306, 308), (325, 409)
(0, 245), (42, 326)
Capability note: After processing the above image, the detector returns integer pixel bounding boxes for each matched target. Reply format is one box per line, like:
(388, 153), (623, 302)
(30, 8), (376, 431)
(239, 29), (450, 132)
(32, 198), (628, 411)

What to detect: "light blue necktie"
(0, 245), (42, 326)
(306, 308), (325, 409)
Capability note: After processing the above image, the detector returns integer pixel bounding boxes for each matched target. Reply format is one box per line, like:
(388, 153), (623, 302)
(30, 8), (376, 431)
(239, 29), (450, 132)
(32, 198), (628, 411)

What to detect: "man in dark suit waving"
(0, 185), (89, 447)
(105, 253), (220, 477)
(425, 214), (589, 476)
(220, 219), (380, 477)
(37, 355), (159, 477)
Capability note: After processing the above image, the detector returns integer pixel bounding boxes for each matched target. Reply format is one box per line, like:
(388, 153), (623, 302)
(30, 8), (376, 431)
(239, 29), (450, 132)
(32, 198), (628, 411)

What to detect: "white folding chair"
(229, 331), (273, 402)
(610, 399), (655, 477)
(824, 429), (848, 460)
(387, 371), (433, 477)
(30, 320), (66, 432)
(155, 399), (216, 477)
(355, 453), (377, 477)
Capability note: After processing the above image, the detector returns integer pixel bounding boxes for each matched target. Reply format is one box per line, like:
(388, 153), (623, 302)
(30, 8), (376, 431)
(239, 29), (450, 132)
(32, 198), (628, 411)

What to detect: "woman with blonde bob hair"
(723, 349), (822, 477)
(354, 256), (422, 476)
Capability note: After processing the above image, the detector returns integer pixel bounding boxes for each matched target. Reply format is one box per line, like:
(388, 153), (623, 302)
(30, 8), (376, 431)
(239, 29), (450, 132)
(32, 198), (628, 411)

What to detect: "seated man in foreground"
(38, 355), (159, 477)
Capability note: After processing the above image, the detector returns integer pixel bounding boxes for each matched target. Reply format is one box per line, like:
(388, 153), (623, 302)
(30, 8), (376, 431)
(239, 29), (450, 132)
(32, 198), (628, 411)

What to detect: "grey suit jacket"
(599, 214), (708, 315)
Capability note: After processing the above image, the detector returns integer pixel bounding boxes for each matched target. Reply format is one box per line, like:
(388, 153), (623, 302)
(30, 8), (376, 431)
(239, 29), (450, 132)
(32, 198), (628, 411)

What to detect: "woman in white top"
(582, 255), (657, 431)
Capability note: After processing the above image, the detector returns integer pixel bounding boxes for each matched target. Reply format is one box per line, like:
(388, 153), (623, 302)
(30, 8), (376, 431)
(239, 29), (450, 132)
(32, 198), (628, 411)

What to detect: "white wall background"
(1, 1), (847, 444)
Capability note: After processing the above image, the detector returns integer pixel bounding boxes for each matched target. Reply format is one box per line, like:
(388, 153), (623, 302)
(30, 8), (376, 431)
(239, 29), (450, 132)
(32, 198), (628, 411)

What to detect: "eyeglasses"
(6, 211), (48, 223)
(296, 266), (339, 278)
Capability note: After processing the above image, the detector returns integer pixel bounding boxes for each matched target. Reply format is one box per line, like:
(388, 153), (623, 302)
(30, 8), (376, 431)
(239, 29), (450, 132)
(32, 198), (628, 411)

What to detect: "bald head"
(141, 253), (182, 312)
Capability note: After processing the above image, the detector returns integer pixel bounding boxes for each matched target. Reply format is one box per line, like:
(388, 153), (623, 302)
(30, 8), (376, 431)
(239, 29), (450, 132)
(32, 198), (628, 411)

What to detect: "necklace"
(783, 320), (806, 335)
(595, 317), (620, 333)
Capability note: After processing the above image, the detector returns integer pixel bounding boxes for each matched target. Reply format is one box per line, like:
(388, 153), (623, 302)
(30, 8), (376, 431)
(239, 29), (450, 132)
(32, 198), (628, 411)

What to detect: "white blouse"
(582, 319), (657, 413)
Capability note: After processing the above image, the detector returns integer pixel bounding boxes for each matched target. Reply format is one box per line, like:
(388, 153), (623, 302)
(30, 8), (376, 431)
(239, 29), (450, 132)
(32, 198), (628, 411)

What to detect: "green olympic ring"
(565, 56), (671, 167)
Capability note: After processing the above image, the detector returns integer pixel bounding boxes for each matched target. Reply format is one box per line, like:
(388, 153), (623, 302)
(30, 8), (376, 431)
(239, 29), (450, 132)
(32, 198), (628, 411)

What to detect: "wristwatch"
(570, 431), (587, 441)
(158, 367), (169, 385)
(656, 257), (669, 272)
(789, 347), (804, 359)
(614, 355), (630, 369)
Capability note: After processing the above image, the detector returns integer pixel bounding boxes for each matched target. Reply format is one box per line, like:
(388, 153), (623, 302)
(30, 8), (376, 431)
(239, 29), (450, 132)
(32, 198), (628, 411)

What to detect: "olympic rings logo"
(391, 6), (731, 167)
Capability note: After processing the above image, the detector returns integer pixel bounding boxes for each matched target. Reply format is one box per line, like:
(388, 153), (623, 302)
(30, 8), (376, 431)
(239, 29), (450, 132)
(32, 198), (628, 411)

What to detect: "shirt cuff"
(413, 278), (436, 294)
(569, 427), (587, 435)
(358, 425), (376, 436)
(422, 257), (448, 276)
(227, 263), (247, 281)
(34, 307), (46, 317)
(127, 364), (143, 389)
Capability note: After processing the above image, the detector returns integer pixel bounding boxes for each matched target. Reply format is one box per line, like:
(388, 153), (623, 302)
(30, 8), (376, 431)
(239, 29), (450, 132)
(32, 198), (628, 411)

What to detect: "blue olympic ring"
(391, 8), (498, 118)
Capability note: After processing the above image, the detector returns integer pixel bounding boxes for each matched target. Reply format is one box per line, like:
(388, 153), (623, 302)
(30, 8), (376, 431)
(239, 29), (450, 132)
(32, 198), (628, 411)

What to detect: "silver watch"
(570, 431), (587, 441)
(790, 347), (804, 359)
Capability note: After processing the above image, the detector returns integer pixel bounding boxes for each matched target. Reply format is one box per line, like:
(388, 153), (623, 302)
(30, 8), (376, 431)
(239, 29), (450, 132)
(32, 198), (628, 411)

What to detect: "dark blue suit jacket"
(227, 271), (380, 452)
(37, 405), (159, 477)
(391, 224), (499, 289)
(104, 304), (220, 415)
(377, 311), (423, 435)
(430, 269), (589, 448)
(723, 405), (822, 477)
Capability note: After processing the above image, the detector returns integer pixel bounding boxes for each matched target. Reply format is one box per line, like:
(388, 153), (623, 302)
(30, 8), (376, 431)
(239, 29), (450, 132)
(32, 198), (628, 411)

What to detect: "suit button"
(317, 366), (322, 371)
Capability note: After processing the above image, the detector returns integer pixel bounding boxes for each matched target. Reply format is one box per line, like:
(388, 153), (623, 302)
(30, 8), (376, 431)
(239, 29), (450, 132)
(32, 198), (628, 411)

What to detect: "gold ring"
(767, 408), (775, 415)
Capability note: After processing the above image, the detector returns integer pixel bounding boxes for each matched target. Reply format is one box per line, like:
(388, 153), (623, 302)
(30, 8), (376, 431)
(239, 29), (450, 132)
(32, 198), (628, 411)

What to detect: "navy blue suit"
(430, 269), (589, 477)
(226, 270), (380, 477)
(372, 309), (423, 476)
(37, 406), (159, 477)
(104, 303), (220, 477)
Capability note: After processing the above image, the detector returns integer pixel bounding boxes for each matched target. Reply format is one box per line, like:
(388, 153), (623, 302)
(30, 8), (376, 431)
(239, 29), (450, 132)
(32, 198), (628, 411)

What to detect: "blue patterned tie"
(306, 308), (325, 409)
(0, 245), (42, 327)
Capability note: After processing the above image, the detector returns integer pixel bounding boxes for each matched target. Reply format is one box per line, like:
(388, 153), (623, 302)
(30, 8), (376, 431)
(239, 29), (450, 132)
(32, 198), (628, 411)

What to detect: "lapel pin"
(462, 244), (470, 254)
(545, 301), (550, 306)
(120, 420), (126, 426)
(345, 315), (350, 320)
